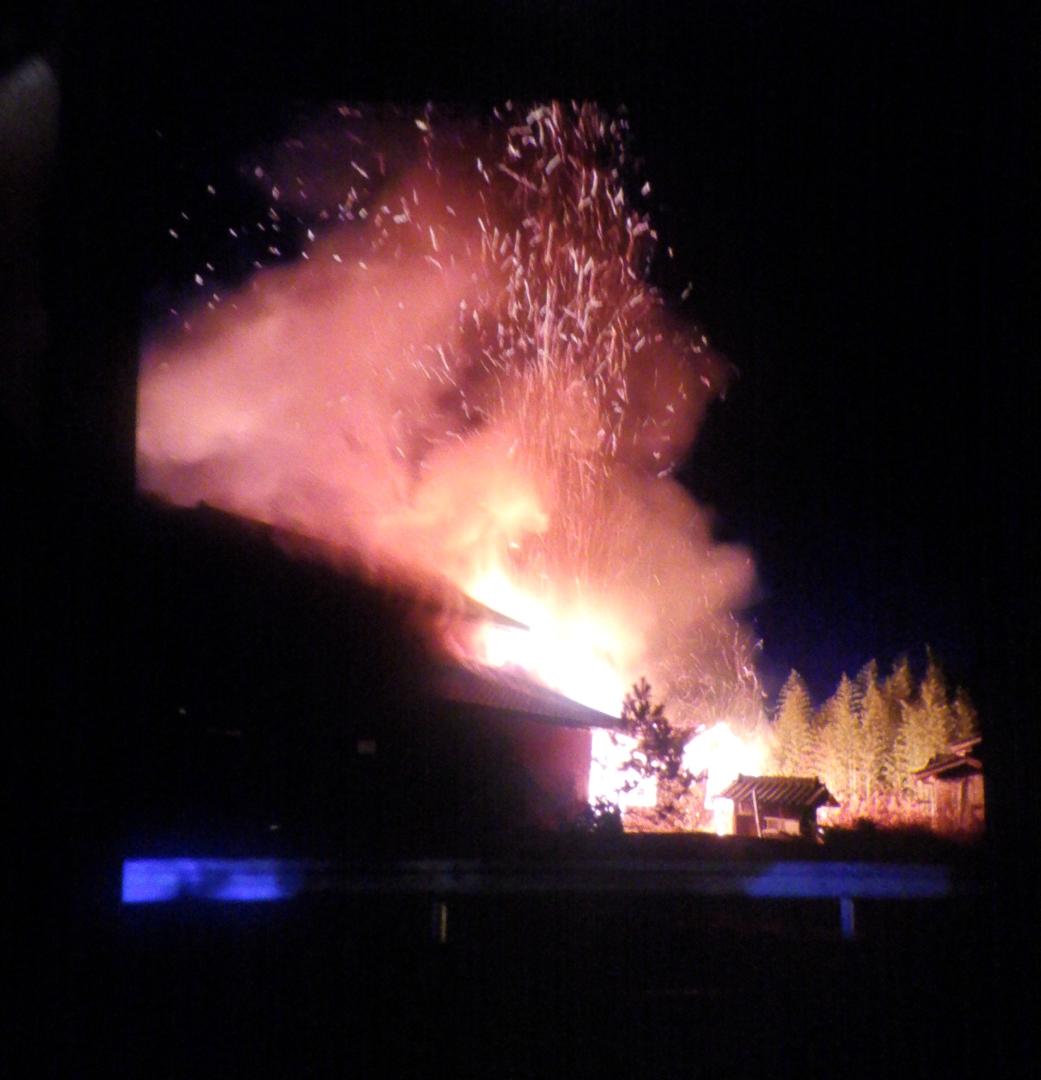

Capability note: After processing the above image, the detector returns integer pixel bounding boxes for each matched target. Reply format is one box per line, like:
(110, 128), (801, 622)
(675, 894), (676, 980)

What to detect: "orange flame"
(137, 104), (762, 823)
(465, 567), (635, 717)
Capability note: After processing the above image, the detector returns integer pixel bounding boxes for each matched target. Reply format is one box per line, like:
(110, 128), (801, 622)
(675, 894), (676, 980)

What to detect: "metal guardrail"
(122, 855), (982, 940)
(122, 855), (972, 902)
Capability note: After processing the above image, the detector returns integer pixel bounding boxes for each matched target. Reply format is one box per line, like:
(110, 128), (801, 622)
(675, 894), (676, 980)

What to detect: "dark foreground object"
(86, 849), (994, 1077)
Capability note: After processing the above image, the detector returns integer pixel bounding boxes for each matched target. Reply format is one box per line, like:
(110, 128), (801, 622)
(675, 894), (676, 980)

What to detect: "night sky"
(110, 2), (1010, 707)
(31, 0), (1026, 766)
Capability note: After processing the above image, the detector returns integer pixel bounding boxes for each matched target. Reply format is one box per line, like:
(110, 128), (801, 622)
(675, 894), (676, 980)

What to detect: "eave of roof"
(718, 775), (839, 808)
(949, 735), (982, 755)
(913, 755), (983, 781)
(433, 661), (622, 729)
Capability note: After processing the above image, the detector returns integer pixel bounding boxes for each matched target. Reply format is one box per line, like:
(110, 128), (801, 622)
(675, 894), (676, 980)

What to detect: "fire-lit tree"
(770, 648), (980, 827)
(851, 658), (878, 719)
(879, 655), (915, 790)
(890, 653), (953, 795)
(951, 686), (979, 742)
(891, 698), (948, 796)
(772, 670), (816, 776)
(817, 673), (859, 803)
(857, 672), (891, 802)
(613, 677), (698, 829)
(884, 654), (916, 709)
(921, 649), (957, 740)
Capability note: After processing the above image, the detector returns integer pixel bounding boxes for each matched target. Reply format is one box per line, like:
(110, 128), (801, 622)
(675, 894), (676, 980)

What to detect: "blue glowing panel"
(122, 859), (302, 904)
(121, 857), (958, 905)
(744, 861), (951, 900)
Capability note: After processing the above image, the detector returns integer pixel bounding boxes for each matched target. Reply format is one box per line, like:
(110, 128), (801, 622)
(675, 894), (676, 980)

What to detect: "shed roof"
(719, 775), (839, 808)
(913, 752), (983, 781)
(913, 734), (983, 781)
(948, 734), (982, 757)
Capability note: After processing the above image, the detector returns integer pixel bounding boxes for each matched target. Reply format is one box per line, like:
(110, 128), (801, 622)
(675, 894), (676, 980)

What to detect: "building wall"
(733, 800), (819, 839)
(933, 774), (985, 833)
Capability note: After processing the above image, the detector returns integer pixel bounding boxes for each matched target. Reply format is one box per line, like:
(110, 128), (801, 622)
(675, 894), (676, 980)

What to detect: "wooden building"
(718, 775), (838, 839)
(128, 502), (627, 849)
(912, 734), (984, 834)
(431, 660), (619, 830)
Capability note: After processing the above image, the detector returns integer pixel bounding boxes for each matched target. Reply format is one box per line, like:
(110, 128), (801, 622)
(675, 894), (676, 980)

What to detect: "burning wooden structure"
(717, 775), (838, 839)
(128, 502), (628, 848)
(430, 661), (619, 830)
(912, 735), (984, 834)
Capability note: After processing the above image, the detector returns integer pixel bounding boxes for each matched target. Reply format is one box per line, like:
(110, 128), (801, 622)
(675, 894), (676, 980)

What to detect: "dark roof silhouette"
(433, 661), (621, 729)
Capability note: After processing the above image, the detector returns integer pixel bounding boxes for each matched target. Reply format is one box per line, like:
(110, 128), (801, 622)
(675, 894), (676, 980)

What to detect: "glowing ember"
(137, 102), (763, 814)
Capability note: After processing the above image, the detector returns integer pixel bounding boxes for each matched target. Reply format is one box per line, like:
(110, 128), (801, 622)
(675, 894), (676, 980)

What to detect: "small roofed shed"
(718, 776), (839, 839)
(912, 734), (984, 834)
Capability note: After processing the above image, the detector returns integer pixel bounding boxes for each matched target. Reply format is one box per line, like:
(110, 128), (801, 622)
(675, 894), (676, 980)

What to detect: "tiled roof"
(719, 775), (839, 808)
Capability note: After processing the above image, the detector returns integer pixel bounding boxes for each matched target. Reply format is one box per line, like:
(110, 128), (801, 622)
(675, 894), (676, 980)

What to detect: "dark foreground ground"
(110, 894), (986, 1077)
(49, 836), (1010, 1079)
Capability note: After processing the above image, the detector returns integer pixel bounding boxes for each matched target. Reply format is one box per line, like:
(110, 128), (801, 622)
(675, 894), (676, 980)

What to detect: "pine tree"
(818, 673), (859, 803)
(879, 655), (915, 793)
(951, 686), (979, 741)
(892, 698), (949, 793)
(858, 674), (890, 801)
(614, 678), (695, 829)
(920, 648), (956, 744)
(772, 670), (816, 776)
(852, 659), (878, 721)
(847, 659), (887, 801)
(884, 654), (915, 705)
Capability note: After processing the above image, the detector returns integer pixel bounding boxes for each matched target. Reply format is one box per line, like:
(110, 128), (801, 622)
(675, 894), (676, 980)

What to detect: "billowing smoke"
(137, 102), (759, 728)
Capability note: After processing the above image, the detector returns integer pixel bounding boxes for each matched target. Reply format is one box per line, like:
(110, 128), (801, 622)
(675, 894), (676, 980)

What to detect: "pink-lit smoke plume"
(137, 102), (760, 729)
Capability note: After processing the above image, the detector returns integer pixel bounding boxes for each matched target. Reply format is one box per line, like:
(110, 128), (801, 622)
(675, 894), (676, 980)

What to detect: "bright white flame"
(683, 720), (766, 800)
(683, 721), (767, 834)
(588, 728), (657, 809)
(588, 720), (766, 824)
(710, 796), (735, 836)
(466, 566), (632, 717)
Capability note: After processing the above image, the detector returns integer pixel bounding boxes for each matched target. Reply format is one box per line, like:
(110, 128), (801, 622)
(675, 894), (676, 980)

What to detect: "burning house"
(133, 101), (765, 798)
(130, 500), (628, 848)
(716, 775), (838, 839)
(430, 659), (621, 830)
(132, 497), (773, 845)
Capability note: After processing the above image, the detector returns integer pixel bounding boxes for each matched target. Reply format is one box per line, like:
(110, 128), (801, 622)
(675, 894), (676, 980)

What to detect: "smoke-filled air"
(137, 101), (760, 731)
